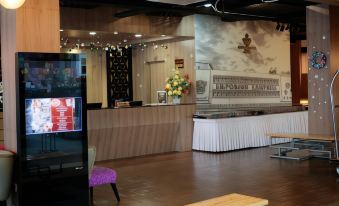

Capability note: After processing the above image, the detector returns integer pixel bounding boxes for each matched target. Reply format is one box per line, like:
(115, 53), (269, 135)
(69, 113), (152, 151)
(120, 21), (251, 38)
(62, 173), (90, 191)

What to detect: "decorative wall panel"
(194, 15), (291, 106)
(106, 48), (133, 106)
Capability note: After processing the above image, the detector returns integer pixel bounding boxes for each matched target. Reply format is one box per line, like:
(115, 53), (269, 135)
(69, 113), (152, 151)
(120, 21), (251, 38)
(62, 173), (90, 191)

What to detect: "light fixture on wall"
(0, 0), (25, 9)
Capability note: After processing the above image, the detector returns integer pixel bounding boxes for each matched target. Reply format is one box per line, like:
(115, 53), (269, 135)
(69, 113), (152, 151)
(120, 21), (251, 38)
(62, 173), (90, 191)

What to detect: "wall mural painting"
(280, 76), (292, 102)
(196, 62), (212, 104)
(194, 15), (292, 105)
(238, 33), (257, 54)
(212, 75), (280, 99)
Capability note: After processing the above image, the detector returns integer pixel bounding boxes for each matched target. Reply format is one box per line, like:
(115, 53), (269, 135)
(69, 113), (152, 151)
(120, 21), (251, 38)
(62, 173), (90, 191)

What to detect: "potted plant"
(165, 69), (192, 104)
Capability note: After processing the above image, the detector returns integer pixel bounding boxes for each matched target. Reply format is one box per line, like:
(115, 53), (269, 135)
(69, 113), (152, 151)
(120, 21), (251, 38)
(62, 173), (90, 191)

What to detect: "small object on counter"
(129, 101), (143, 107)
(115, 101), (143, 108)
(116, 102), (130, 108)
(87, 103), (102, 109)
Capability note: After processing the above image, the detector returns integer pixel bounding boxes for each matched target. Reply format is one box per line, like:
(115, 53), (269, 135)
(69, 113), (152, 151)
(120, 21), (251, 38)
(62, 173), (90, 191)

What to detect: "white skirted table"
(192, 111), (308, 152)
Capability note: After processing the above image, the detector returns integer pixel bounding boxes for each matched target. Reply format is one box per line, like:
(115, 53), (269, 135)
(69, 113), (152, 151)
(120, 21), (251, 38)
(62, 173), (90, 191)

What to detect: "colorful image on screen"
(25, 97), (82, 135)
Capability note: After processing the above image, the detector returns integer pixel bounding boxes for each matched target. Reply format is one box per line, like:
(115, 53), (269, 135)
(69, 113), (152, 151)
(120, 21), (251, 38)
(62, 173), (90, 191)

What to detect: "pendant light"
(1, 0), (26, 9)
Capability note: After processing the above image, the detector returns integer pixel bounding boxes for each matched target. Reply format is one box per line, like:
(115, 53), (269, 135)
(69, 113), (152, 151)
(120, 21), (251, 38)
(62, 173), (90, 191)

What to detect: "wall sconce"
(300, 99), (309, 106)
(1, 0), (26, 9)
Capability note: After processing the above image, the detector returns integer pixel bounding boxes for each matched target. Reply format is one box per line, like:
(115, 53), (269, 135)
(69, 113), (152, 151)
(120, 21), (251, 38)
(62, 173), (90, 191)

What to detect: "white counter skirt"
(192, 111), (308, 152)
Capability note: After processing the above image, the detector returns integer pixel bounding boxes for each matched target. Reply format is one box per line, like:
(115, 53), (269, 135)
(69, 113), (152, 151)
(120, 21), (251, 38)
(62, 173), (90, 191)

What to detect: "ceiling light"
(114, 31), (119, 35)
(204, 3), (212, 8)
(161, 34), (166, 37)
(60, 29), (64, 32)
(135, 34), (142, 38)
(89, 32), (97, 36)
(0, 0), (25, 9)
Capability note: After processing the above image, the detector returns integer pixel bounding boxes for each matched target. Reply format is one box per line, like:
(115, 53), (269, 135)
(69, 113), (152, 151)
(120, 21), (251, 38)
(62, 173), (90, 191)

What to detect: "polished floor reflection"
(93, 147), (339, 206)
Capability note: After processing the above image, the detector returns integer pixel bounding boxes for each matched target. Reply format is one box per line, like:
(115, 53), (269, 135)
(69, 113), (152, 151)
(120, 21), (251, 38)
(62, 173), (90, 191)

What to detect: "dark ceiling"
(60, 0), (317, 40)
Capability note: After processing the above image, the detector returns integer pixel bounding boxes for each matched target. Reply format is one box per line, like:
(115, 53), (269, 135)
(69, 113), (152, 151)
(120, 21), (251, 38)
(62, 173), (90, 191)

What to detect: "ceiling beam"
(115, 8), (153, 18)
(307, 0), (339, 6)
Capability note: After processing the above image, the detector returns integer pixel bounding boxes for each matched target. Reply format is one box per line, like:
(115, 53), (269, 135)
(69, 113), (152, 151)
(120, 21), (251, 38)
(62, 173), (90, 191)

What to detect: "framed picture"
(157, 91), (167, 104)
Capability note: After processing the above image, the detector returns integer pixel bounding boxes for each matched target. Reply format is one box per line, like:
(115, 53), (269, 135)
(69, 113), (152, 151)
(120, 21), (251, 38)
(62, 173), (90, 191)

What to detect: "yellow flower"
(173, 90), (177, 95)
(165, 84), (171, 89)
(175, 75), (179, 79)
(175, 70), (180, 75)
(178, 87), (182, 91)
(168, 91), (173, 96)
(180, 78), (184, 82)
(173, 81), (178, 86)
(177, 91), (182, 96)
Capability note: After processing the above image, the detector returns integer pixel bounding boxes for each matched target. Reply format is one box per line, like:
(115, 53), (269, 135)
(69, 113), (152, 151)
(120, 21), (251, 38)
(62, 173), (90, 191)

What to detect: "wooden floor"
(94, 147), (339, 206)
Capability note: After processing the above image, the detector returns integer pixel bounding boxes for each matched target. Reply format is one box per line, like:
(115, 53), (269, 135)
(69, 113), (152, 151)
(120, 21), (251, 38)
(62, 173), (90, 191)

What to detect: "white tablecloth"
(192, 111), (308, 152)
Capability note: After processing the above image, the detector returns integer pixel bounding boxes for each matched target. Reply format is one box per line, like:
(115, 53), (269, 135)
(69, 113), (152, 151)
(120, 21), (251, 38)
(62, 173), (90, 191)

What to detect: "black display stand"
(16, 53), (89, 206)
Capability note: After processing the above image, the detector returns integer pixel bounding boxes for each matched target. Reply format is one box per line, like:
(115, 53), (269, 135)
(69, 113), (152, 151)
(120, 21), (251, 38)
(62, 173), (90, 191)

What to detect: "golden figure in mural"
(238, 33), (256, 54)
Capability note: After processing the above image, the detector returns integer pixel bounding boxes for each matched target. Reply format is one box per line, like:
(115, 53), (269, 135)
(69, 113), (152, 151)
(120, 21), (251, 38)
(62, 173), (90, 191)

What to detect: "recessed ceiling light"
(204, 3), (212, 7)
(161, 34), (166, 37)
(60, 29), (64, 32)
(89, 32), (97, 36)
(114, 31), (119, 35)
(135, 34), (142, 38)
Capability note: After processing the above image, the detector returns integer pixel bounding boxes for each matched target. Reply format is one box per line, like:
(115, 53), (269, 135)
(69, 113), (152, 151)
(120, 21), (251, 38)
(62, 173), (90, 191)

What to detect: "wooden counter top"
(87, 103), (196, 111)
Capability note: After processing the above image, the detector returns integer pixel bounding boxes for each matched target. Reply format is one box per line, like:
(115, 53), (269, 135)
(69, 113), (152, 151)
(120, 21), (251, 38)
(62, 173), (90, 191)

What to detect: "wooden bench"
(185, 193), (268, 206)
(266, 133), (335, 160)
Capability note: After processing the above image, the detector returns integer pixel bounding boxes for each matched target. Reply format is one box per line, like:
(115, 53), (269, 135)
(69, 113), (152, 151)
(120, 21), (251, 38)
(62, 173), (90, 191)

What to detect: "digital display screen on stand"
(25, 97), (82, 135)
(16, 52), (89, 206)
(17, 53), (87, 162)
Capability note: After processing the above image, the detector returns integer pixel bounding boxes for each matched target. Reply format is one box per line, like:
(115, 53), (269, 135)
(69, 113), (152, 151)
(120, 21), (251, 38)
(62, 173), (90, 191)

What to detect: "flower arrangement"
(165, 69), (192, 98)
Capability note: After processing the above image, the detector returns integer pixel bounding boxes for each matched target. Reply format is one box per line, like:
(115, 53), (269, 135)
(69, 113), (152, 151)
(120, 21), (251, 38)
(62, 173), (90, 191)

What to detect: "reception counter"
(87, 104), (196, 161)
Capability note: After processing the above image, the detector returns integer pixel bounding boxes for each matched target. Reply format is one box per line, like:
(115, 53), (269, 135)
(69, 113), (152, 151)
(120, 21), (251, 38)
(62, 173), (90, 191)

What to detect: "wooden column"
(290, 40), (302, 105)
(1, 0), (60, 151)
(307, 5), (339, 135)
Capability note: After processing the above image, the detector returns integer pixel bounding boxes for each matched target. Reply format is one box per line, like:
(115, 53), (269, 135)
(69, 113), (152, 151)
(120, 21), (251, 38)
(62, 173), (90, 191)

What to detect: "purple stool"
(89, 166), (120, 204)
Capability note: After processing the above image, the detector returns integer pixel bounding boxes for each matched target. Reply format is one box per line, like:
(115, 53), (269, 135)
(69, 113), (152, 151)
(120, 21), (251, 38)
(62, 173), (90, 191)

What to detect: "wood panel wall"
(0, 112), (3, 145)
(1, 0), (60, 151)
(16, 0), (60, 52)
(132, 39), (196, 104)
(83, 50), (108, 107)
(87, 104), (196, 161)
(61, 7), (195, 37)
(290, 41), (308, 105)
(306, 5), (339, 135)
(290, 41), (302, 105)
